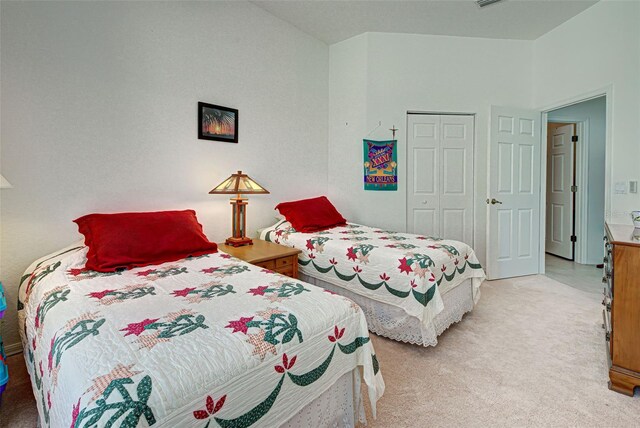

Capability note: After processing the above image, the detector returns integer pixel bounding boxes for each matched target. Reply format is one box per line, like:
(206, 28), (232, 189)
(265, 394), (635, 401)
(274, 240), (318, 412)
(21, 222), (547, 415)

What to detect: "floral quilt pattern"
(18, 244), (384, 427)
(261, 221), (486, 326)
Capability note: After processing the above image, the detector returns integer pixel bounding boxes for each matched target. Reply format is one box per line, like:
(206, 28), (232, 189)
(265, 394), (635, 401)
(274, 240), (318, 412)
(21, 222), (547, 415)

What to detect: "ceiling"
(251, 0), (599, 44)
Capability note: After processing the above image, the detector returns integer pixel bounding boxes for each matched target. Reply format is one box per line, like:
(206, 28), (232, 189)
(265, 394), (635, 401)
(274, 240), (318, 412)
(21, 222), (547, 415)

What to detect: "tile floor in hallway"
(544, 253), (603, 294)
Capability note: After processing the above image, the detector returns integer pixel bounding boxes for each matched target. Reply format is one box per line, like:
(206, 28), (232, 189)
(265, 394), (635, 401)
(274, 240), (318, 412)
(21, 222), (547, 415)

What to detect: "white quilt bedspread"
(18, 244), (384, 428)
(260, 221), (486, 327)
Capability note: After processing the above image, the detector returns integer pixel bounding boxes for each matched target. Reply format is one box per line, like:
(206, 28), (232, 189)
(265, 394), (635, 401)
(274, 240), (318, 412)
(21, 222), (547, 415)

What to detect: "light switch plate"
(615, 182), (627, 194)
(630, 180), (638, 194)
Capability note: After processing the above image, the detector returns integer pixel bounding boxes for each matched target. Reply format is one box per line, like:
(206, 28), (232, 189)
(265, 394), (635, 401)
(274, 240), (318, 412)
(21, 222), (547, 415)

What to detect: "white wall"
(327, 34), (369, 224)
(548, 96), (606, 265)
(328, 32), (533, 265)
(0, 1), (329, 351)
(533, 0), (640, 225)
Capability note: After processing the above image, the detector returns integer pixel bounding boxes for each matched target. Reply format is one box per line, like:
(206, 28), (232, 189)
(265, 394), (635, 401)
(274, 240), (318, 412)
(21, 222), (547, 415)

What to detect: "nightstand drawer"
(276, 266), (294, 277)
(255, 260), (276, 270)
(218, 240), (301, 279)
(275, 256), (294, 269)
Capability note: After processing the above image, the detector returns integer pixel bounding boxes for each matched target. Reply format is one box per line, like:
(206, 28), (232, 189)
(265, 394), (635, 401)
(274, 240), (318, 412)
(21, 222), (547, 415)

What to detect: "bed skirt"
(281, 368), (361, 427)
(31, 367), (361, 428)
(300, 273), (475, 347)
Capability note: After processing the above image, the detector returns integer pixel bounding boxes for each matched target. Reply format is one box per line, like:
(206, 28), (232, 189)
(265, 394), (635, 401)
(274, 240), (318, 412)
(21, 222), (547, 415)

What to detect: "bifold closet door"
(407, 114), (474, 244)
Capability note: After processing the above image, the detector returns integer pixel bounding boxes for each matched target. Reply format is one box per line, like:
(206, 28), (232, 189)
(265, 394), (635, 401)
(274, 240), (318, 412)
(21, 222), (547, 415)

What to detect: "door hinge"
(571, 235), (577, 242)
(571, 185), (578, 192)
(572, 135), (578, 142)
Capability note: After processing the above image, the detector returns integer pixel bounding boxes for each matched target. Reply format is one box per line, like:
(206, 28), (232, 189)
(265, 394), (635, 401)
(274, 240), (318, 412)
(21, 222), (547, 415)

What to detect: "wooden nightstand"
(218, 240), (301, 279)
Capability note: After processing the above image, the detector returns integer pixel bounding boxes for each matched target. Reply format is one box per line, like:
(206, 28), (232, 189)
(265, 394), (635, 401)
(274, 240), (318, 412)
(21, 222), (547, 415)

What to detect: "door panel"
(442, 208), (465, 242)
(443, 148), (466, 194)
(413, 148), (436, 193)
(488, 106), (541, 279)
(497, 209), (513, 260)
(545, 123), (574, 259)
(518, 145), (534, 193)
(412, 209), (437, 235)
(497, 142), (514, 193)
(517, 209), (533, 257)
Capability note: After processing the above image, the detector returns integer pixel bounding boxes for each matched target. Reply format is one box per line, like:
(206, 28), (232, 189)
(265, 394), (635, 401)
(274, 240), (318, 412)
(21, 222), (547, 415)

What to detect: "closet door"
(407, 114), (474, 244)
(439, 115), (474, 244)
(407, 114), (440, 236)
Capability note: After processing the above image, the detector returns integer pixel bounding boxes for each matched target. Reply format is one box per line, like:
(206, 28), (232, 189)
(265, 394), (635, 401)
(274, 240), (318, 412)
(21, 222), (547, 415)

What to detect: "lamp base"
(225, 237), (253, 247)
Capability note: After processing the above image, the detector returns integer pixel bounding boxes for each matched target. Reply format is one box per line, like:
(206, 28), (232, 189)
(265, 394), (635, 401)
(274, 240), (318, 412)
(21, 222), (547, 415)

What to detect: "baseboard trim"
(4, 342), (23, 356)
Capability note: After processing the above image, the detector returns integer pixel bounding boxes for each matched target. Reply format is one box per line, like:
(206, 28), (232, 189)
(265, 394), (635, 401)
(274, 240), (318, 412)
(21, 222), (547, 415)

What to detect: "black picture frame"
(198, 102), (239, 143)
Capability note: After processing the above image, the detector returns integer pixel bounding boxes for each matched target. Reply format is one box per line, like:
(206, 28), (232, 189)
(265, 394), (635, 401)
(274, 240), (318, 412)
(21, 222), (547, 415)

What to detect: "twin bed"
(17, 199), (485, 427)
(19, 244), (383, 427)
(260, 221), (485, 346)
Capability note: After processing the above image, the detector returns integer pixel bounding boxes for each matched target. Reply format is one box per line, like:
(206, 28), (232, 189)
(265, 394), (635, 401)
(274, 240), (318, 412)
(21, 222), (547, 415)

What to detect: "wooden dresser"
(218, 239), (301, 279)
(603, 223), (640, 396)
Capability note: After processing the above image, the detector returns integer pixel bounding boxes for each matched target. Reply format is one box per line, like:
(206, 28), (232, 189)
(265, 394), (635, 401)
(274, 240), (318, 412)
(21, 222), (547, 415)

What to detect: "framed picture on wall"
(198, 102), (238, 143)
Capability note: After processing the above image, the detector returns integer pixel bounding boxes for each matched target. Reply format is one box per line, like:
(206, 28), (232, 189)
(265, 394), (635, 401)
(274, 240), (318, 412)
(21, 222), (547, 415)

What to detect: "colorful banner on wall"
(363, 139), (398, 191)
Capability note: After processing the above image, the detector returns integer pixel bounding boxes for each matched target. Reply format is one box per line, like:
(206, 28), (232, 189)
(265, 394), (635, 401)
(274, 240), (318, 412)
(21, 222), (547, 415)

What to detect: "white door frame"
(537, 85), (612, 274)
(545, 119), (587, 263)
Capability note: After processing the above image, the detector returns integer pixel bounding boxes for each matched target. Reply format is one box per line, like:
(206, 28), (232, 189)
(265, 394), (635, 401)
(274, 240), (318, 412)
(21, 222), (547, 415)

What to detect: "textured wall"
(0, 1), (329, 351)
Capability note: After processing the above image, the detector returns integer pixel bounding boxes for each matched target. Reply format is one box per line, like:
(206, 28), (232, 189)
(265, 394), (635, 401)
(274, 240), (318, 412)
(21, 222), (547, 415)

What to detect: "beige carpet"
(2, 275), (638, 427)
(366, 275), (639, 427)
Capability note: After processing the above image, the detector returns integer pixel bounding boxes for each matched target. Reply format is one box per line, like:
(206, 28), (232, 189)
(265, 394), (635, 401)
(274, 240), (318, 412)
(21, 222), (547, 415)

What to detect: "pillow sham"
(74, 210), (218, 272)
(275, 196), (346, 232)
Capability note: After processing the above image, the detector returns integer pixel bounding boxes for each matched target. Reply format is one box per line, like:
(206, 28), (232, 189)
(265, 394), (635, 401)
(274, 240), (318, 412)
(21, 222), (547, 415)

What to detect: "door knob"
(486, 198), (503, 205)
(422, 200), (428, 205)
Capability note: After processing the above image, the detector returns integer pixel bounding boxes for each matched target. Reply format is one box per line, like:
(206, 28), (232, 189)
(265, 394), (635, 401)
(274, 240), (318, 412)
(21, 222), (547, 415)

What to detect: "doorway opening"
(543, 96), (606, 293)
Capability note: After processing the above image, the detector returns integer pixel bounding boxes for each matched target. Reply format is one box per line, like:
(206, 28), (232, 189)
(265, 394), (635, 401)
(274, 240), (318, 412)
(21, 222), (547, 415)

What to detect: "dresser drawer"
(255, 260), (276, 270)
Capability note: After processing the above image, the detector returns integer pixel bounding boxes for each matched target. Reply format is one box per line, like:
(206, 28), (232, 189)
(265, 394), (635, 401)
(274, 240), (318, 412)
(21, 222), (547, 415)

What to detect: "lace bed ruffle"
(299, 273), (475, 347)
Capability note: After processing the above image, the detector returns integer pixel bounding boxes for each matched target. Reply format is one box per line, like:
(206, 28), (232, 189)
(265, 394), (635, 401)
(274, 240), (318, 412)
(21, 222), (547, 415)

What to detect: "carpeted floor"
(365, 274), (639, 427)
(2, 274), (638, 427)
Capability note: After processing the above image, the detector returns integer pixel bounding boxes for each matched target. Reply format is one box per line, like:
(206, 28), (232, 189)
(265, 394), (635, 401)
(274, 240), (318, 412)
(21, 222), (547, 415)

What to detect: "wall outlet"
(630, 180), (638, 194)
(615, 182), (627, 194)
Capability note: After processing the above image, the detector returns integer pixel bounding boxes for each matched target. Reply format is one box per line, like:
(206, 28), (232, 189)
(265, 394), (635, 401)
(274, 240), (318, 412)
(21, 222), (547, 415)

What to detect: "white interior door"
(407, 114), (474, 243)
(407, 114), (440, 236)
(487, 106), (541, 279)
(545, 124), (575, 259)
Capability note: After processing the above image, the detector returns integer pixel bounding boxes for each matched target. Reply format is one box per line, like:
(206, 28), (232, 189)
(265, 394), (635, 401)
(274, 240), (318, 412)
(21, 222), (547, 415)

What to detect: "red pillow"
(74, 210), (218, 272)
(275, 196), (346, 233)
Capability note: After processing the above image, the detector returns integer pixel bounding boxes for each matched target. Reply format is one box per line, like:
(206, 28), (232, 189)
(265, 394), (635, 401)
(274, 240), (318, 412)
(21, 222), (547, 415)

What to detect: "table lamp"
(209, 171), (269, 247)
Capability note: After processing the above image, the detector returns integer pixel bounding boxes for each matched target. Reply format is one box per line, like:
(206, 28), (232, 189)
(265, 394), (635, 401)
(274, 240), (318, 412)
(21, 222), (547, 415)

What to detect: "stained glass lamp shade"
(209, 171), (269, 247)
(0, 175), (11, 189)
